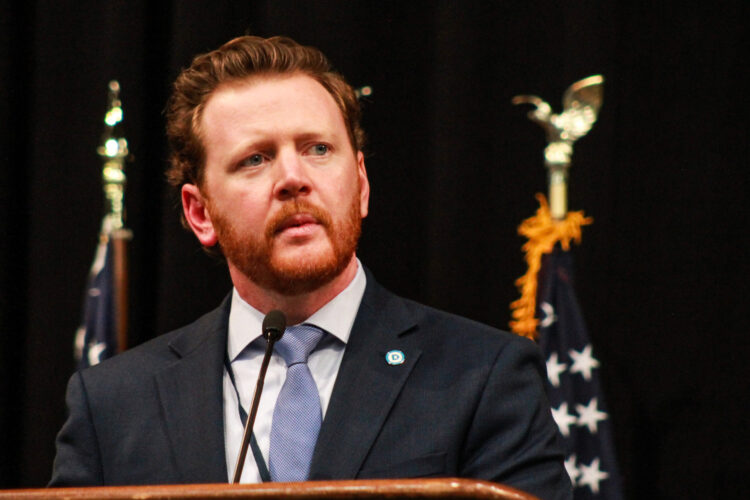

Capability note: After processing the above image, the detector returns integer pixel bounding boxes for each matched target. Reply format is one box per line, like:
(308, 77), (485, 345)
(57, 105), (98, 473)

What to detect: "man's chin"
(234, 243), (338, 294)
(262, 265), (343, 296)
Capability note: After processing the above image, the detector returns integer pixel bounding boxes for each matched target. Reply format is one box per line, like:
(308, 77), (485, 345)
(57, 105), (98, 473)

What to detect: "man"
(51, 36), (572, 499)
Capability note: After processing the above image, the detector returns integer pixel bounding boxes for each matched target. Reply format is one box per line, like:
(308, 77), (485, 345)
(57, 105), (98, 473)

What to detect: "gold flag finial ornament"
(512, 75), (604, 220)
(97, 80), (130, 233)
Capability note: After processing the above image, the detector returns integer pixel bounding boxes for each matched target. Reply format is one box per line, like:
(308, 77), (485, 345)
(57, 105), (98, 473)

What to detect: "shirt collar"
(227, 259), (367, 361)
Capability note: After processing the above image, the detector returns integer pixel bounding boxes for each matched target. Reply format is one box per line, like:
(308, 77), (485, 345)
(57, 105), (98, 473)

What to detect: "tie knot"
(274, 324), (324, 366)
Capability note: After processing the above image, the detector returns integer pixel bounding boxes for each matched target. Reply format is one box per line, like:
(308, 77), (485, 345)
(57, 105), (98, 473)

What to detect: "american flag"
(536, 246), (624, 499)
(74, 233), (116, 369)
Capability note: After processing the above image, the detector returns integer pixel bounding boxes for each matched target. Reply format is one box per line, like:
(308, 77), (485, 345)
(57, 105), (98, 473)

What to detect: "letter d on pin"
(385, 350), (405, 365)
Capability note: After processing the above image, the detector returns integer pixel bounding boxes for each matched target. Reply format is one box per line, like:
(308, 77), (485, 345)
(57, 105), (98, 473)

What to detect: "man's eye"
(241, 154), (264, 167)
(310, 144), (329, 155)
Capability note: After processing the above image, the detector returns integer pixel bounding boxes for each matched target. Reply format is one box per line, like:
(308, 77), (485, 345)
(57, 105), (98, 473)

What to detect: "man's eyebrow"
(293, 129), (336, 140)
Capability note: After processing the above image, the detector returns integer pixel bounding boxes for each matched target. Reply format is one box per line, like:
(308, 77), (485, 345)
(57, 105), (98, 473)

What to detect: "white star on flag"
(551, 402), (577, 437)
(578, 457), (610, 494)
(546, 352), (567, 387)
(569, 344), (600, 380)
(540, 301), (557, 327)
(564, 454), (580, 485)
(576, 397), (609, 434)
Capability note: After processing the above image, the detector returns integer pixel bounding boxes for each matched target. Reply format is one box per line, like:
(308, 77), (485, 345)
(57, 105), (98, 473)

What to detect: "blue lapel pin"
(385, 350), (405, 365)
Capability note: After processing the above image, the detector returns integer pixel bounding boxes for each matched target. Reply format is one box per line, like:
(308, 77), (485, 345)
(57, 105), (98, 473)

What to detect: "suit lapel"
(154, 297), (231, 483)
(310, 275), (422, 479)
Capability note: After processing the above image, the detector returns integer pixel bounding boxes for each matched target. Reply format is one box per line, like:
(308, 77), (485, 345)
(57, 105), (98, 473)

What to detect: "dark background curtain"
(1, 1), (747, 497)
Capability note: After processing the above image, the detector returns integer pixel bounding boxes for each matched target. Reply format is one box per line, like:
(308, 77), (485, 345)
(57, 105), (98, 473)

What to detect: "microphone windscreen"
(262, 310), (286, 341)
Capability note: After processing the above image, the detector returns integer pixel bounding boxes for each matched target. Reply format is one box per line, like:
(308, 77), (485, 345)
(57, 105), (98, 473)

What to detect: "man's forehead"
(209, 72), (328, 107)
(200, 73), (342, 131)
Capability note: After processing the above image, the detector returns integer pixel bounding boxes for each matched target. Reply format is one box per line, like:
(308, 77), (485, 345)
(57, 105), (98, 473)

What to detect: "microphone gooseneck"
(232, 309), (287, 483)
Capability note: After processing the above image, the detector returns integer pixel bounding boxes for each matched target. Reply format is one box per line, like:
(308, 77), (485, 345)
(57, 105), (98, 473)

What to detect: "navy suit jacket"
(51, 271), (572, 499)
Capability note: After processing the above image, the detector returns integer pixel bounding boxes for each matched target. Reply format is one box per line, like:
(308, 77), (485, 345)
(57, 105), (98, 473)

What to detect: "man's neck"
(227, 256), (359, 325)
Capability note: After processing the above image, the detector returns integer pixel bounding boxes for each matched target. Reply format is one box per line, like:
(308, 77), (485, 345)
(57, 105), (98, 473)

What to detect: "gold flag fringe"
(509, 194), (592, 340)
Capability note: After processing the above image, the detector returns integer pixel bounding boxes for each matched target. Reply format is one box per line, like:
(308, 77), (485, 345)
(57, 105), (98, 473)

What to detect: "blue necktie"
(268, 324), (324, 482)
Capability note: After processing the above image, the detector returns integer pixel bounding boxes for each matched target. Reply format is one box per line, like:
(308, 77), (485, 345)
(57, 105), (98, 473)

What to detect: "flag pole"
(111, 229), (130, 353)
(97, 80), (133, 353)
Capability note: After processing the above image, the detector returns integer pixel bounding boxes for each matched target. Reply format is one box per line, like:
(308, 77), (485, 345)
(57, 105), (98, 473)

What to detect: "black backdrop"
(1, 1), (748, 497)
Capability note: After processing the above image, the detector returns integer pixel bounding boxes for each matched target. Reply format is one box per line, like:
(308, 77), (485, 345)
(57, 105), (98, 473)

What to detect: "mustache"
(265, 200), (333, 239)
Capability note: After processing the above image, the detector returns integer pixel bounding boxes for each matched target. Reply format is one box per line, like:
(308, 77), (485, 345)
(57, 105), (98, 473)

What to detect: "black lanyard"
(223, 356), (272, 482)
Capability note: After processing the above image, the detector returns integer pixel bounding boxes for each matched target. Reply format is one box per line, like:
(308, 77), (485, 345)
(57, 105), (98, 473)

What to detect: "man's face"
(182, 73), (369, 295)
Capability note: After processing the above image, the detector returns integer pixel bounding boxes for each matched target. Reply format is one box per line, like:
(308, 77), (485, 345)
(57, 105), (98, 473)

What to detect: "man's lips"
(274, 213), (320, 234)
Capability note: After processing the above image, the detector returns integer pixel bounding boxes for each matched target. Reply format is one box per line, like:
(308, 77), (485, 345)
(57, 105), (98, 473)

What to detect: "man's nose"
(273, 150), (312, 200)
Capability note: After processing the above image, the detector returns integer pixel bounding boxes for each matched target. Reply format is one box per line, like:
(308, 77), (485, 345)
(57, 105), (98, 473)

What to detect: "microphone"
(262, 309), (286, 342)
(232, 309), (286, 483)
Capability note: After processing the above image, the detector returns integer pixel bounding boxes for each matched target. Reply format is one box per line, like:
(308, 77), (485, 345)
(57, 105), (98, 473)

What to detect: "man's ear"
(357, 151), (370, 219)
(181, 184), (219, 247)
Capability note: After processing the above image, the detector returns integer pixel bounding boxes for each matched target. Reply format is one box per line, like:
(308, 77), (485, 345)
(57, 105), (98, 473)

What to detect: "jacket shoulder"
(372, 282), (539, 358)
(80, 295), (230, 383)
